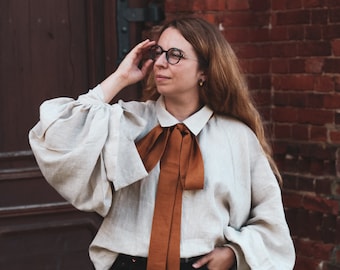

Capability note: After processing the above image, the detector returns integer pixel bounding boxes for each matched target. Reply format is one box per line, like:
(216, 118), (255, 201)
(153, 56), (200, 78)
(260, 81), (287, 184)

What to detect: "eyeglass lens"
(150, 45), (184, 65)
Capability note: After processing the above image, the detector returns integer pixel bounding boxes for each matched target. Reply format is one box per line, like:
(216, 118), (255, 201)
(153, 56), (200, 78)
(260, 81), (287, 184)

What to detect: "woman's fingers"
(192, 254), (211, 269)
(131, 39), (156, 62)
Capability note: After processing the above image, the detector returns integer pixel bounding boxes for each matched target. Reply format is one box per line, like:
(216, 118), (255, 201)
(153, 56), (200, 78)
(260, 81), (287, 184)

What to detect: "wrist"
(100, 72), (128, 103)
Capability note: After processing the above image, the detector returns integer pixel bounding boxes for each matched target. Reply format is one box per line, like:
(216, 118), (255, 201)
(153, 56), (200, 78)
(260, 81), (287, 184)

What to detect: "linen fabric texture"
(29, 85), (295, 270)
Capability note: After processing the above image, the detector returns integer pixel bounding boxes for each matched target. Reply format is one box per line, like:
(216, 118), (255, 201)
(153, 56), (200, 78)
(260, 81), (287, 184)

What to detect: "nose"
(154, 52), (168, 67)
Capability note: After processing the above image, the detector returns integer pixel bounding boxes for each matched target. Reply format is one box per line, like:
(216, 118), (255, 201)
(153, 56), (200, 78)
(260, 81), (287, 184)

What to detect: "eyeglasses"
(149, 45), (185, 65)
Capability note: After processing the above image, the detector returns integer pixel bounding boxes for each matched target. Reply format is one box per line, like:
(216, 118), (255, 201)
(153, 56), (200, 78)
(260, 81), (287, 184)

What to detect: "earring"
(198, 79), (205, 87)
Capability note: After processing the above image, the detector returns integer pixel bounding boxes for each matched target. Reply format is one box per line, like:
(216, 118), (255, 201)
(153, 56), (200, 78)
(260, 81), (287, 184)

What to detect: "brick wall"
(162, 0), (340, 269)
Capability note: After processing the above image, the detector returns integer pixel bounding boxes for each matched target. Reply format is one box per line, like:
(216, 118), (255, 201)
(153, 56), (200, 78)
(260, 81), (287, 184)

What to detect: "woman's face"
(153, 27), (204, 100)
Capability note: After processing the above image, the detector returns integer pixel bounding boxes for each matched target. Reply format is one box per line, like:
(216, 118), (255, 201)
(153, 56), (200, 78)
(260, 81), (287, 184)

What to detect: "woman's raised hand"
(101, 39), (156, 103)
(116, 39), (156, 85)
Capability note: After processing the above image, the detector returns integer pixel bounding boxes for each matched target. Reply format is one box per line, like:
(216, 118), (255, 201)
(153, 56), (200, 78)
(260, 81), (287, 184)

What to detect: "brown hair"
(143, 17), (282, 185)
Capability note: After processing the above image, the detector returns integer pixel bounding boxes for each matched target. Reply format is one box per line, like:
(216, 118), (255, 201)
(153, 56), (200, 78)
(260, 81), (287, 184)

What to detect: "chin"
(156, 86), (173, 96)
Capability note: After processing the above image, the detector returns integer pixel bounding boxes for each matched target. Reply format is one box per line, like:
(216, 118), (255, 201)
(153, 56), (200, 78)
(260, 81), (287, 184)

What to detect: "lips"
(155, 74), (170, 79)
(155, 74), (171, 84)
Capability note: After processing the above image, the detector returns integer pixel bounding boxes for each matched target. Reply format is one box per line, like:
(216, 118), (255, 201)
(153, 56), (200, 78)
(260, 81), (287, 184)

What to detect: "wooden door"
(0, 0), (155, 269)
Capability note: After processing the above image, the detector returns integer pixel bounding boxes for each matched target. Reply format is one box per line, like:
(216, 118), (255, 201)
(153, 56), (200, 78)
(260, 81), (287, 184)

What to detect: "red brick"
(273, 75), (314, 91)
(330, 130), (340, 143)
(282, 174), (298, 190)
(272, 1), (286, 10)
(331, 39), (340, 56)
(233, 44), (264, 58)
(305, 58), (324, 73)
(295, 238), (335, 261)
(225, 28), (250, 42)
(192, 0), (204, 11)
(289, 92), (308, 108)
(323, 159), (337, 175)
(325, 59), (340, 73)
(252, 90), (271, 106)
(276, 10), (310, 25)
(284, 207), (298, 232)
(323, 24), (340, 40)
(303, 0), (324, 8)
(259, 107), (270, 120)
(321, 214), (337, 243)
(314, 76), (335, 92)
(273, 92), (290, 106)
(261, 75), (271, 89)
(226, 0), (249, 10)
(292, 124), (309, 140)
(295, 255), (320, 270)
(165, 0), (192, 12)
(296, 208), (310, 237)
(200, 14), (216, 24)
(246, 76), (261, 89)
(246, 59), (270, 74)
(203, 0), (225, 11)
(300, 144), (337, 160)
(315, 178), (333, 195)
(336, 112), (340, 125)
(326, 0), (340, 7)
(307, 93), (324, 108)
(303, 195), (338, 215)
(334, 181), (340, 197)
(324, 94), (340, 109)
(311, 126), (328, 141)
(271, 43), (298, 57)
(282, 191), (303, 208)
(289, 59), (305, 73)
(271, 59), (289, 73)
(310, 159), (325, 175)
(248, 28), (270, 42)
(288, 25), (304, 40)
(311, 9), (329, 24)
(249, 0), (270, 11)
(272, 107), (298, 123)
(270, 26), (289, 41)
(307, 211), (323, 240)
(305, 25), (322, 40)
(298, 109), (334, 125)
(329, 8), (340, 23)
(287, 0), (302, 9)
(274, 124), (292, 139)
(337, 216), (340, 245)
(222, 13), (268, 27)
(297, 175), (314, 192)
(273, 141), (289, 155)
(298, 41), (332, 57)
(335, 76), (340, 92)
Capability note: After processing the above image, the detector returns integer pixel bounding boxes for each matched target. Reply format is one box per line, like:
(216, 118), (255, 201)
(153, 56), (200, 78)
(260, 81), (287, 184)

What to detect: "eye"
(150, 45), (163, 60)
(154, 46), (163, 56)
(168, 48), (183, 59)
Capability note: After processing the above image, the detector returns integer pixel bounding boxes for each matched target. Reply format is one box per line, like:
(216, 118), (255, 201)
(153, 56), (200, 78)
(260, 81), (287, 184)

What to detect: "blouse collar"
(155, 96), (213, 136)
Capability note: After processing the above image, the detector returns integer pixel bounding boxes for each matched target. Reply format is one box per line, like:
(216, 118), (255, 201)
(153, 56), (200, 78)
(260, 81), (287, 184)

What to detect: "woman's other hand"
(192, 247), (236, 270)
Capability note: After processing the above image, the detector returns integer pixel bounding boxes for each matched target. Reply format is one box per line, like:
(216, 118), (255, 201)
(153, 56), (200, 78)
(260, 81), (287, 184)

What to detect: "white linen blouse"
(29, 85), (295, 270)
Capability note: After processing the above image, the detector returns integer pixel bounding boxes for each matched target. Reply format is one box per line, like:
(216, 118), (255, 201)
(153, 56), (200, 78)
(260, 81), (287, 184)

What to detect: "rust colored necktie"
(136, 124), (204, 270)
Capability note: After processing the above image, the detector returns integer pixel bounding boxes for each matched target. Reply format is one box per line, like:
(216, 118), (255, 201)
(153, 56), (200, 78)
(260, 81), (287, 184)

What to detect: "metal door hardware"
(116, 0), (164, 62)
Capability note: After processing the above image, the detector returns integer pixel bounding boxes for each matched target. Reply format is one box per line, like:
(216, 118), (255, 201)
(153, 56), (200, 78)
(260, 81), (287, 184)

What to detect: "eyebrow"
(157, 44), (192, 58)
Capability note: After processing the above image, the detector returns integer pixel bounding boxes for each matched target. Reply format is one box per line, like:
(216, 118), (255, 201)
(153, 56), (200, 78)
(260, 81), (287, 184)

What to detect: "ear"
(199, 71), (206, 82)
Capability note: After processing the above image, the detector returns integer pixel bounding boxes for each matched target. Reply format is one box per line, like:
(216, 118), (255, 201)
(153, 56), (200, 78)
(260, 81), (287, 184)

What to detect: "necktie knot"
(175, 123), (189, 136)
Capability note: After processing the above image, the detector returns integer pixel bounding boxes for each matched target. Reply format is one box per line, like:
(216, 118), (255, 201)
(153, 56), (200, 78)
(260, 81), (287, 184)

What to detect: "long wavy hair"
(142, 17), (282, 185)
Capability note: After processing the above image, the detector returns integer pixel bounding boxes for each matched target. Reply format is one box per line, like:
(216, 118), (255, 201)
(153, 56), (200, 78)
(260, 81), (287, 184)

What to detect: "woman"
(29, 17), (295, 270)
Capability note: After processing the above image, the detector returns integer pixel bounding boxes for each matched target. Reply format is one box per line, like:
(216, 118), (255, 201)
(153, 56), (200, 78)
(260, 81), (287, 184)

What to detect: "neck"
(164, 95), (201, 122)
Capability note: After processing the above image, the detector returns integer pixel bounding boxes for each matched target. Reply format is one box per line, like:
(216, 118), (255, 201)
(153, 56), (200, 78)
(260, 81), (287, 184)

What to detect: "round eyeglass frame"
(149, 45), (185, 65)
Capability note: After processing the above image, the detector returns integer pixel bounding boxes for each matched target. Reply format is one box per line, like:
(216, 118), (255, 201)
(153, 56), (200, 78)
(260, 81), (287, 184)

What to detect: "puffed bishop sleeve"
(29, 86), (148, 217)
